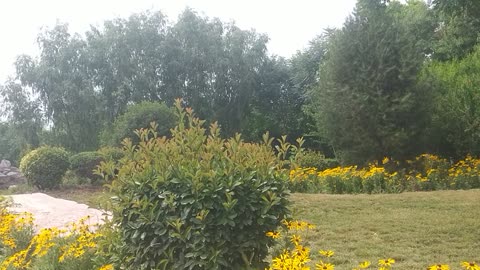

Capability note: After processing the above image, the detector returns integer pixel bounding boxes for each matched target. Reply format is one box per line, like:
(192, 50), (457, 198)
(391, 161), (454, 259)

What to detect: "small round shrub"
(97, 147), (124, 162)
(297, 150), (340, 170)
(19, 146), (70, 190)
(100, 101), (177, 146)
(69, 151), (105, 184)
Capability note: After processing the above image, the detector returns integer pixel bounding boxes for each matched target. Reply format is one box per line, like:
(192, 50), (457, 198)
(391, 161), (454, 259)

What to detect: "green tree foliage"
(5, 2), (480, 164)
(243, 57), (306, 140)
(85, 11), (169, 122)
(20, 146), (70, 190)
(3, 9), (289, 151)
(0, 80), (42, 151)
(308, 0), (435, 164)
(243, 35), (331, 142)
(432, 0), (480, 60)
(100, 101), (176, 146)
(86, 9), (272, 137)
(97, 100), (291, 269)
(164, 9), (270, 136)
(15, 24), (101, 152)
(421, 45), (480, 157)
(289, 33), (335, 151)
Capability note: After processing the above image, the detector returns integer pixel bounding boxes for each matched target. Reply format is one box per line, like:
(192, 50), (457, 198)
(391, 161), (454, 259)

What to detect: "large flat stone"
(7, 193), (110, 231)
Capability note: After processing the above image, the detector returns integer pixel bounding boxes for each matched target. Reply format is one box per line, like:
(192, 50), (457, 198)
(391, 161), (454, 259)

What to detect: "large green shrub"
(19, 146), (70, 190)
(98, 100), (292, 270)
(100, 101), (177, 146)
(69, 151), (105, 183)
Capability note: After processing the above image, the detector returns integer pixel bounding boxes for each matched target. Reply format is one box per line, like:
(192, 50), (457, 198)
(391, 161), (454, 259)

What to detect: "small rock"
(6, 172), (19, 176)
(0, 160), (11, 168)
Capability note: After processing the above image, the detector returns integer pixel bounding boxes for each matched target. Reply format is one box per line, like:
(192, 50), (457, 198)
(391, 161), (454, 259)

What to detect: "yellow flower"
(462, 261), (480, 270)
(382, 157), (389, 164)
(358, 261), (371, 268)
(428, 264), (450, 270)
(98, 265), (114, 270)
(319, 250), (334, 258)
(291, 234), (301, 246)
(378, 258), (395, 267)
(316, 261), (334, 270)
(266, 231), (281, 239)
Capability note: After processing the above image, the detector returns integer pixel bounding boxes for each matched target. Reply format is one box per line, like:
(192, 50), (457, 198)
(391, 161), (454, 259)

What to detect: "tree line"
(1, 0), (480, 166)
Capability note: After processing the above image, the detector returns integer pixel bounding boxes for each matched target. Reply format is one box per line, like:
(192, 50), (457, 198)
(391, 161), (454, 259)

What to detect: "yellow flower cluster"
(289, 164), (390, 183)
(268, 244), (312, 270)
(266, 219), (335, 270)
(58, 217), (99, 262)
(290, 153), (480, 193)
(0, 213), (106, 270)
(283, 220), (316, 230)
(448, 155), (480, 178)
(0, 209), (34, 250)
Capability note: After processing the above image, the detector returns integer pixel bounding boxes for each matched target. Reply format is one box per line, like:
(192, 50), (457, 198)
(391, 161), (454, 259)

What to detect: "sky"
(0, 0), (357, 82)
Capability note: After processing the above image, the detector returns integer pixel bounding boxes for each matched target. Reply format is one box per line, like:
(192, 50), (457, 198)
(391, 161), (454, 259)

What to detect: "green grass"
(3, 184), (479, 269)
(290, 190), (480, 269)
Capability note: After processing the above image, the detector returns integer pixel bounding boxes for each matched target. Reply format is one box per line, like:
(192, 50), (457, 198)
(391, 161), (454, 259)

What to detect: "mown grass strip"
(291, 190), (480, 269)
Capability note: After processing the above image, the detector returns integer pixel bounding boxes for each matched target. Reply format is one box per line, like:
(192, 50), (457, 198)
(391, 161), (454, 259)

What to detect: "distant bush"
(19, 146), (70, 190)
(69, 151), (105, 184)
(100, 101), (177, 146)
(98, 100), (294, 269)
(297, 150), (339, 170)
(97, 147), (124, 162)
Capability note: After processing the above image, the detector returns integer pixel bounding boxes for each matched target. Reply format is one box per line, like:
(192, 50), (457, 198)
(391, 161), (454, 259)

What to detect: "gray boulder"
(0, 159), (11, 168)
(0, 160), (26, 189)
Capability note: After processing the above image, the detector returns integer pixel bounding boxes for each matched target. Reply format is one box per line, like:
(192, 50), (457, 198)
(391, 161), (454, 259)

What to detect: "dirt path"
(7, 193), (109, 230)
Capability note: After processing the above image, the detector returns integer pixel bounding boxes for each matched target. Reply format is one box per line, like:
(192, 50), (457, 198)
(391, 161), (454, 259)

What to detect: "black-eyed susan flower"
(291, 234), (301, 246)
(265, 231), (281, 239)
(378, 258), (395, 267)
(358, 260), (371, 268)
(382, 157), (389, 164)
(316, 261), (334, 270)
(319, 250), (334, 258)
(461, 261), (480, 270)
(98, 265), (114, 270)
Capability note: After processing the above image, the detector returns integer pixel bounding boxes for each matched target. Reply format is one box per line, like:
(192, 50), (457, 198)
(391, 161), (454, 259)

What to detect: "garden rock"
(0, 159), (26, 189)
(0, 159), (11, 168)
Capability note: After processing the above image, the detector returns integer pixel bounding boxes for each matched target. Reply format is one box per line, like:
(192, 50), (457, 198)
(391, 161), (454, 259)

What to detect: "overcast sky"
(0, 0), (357, 82)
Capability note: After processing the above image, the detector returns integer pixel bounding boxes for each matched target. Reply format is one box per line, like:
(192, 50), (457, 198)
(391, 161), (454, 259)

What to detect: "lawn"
(3, 186), (478, 269)
(291, 190), (480, 269)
